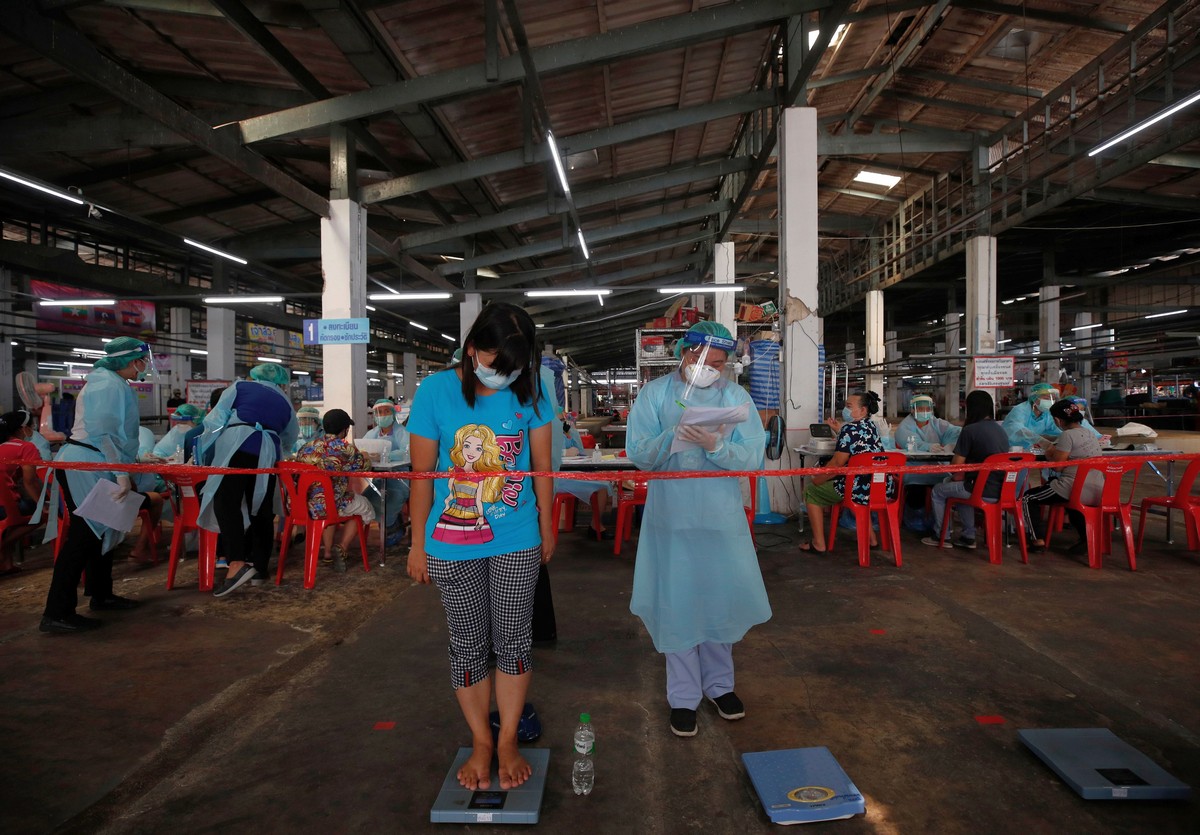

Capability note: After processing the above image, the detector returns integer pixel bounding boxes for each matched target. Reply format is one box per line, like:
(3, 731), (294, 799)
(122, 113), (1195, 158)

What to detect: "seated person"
(894, 394), (963, 531)
(291, 405), (321, 456)
(1020, 399), (1103, 554)
(184, 387), (226, 462)
(362, 398), (411, 547)
(559, 416), (613, 540)
(153, 403), (204, 459)
(1004, 383), (1105, 451)
(0, 410), (46, 574)
(294, 408), (376, 572)
(800, 390), (895, 552)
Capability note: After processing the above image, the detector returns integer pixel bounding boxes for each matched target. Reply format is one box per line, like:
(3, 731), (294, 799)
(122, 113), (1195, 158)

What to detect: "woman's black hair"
(963, 389), (995, 425)
(851, 390), (881, 416)
(0, 409), (32, 443)
(460, 302), (543, 413)
(1049, 398), (1084, 424)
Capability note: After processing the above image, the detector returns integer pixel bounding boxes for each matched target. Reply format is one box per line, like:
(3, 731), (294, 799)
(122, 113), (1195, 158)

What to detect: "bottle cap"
(580, 712), (590, 723)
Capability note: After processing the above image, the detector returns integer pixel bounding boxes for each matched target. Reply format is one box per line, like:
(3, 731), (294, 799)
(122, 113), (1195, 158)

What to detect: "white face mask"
(475, 360), (521, 391)
(684, 363), (722, 389)
(1037, 398), (1054, 414)
(913, 410), (932, 423)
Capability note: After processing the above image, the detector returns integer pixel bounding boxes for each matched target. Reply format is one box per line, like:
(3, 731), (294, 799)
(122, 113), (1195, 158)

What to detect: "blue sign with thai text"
(303, 318), (370, 345)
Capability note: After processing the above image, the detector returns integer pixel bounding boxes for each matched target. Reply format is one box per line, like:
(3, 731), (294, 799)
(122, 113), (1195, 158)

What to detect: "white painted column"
(402, 352), (417, 404)
(206, 307), (236, 381)
(1073, 312), (1094, 403)
(0, 268), (15, 409)
(884, 330), (900, 418)
(944, 311), (962, 420)
(168, 307), (192, 395)
(1040, 283), (1061, 387)
(964, 236), (999, 399)
(460, 293), (482, 343)
(384, 351), (398, 400)
(320, 198), (368, 426)
(714, 241), (736, 336)
(864, 289), (884, 410)
(779, 106), (822, 517)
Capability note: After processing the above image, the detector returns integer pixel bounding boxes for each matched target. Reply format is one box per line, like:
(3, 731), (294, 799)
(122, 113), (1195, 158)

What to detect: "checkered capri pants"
(426, 546), (542, 689)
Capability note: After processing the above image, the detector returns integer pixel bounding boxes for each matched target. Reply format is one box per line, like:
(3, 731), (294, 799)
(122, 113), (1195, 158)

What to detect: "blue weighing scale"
(431, 747), (550, 824)
(1018, 728), (1190, 801)
(742, 747), (865, 825)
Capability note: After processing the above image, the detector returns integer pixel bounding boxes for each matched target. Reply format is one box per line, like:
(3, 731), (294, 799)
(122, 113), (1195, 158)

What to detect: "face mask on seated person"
(375, 414), (394, 428)
(684, 363), (721, 389)
(475, 361), (521, 391)
(913, 410), (932, 423)
(299, 424), (317, 440)
(842, 407), (856, 422)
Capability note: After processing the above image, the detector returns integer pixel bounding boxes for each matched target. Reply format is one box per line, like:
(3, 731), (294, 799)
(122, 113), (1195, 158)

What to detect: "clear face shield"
(677, 331), (736, 402)
(107, 341), (158, 383)
(373, 405), (396, 428)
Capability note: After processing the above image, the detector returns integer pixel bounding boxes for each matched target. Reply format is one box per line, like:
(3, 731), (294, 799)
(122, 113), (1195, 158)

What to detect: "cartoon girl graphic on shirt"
(432, 423), (507, 545)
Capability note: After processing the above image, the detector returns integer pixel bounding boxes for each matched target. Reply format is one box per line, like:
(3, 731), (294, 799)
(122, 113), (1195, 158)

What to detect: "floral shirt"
(833, 418), (897, 503)
(295, 436), (370, 518)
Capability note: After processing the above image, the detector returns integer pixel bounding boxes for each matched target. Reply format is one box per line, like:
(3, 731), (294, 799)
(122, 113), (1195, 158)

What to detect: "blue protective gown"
(29, 431), (51, 460)
(1003, 400), (1101, 450)
(153, 424), (193, 459)
(362, 421), (411, 526)
(197, 379), (298, 532)
(46, 367), (141, 553)
(893, 414), (961, 452)
(626, 370), (771, 654)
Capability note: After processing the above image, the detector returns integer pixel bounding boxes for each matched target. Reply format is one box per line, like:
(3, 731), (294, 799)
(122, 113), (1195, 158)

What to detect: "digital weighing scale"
(1018, 728), (1190, 801)
(431, 747), (550, 824)
(742, 747), (866, 825)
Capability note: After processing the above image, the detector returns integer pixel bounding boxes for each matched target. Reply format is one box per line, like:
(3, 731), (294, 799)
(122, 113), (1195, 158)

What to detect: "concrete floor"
(2, 504), (1199, 834)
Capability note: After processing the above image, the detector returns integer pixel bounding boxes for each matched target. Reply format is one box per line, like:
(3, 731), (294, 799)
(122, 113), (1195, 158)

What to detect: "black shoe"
(89, 594), (141, 611)
(589, 527), (615, 541)
(670, 708), (697, 737)
(40, 614), (103, 634)
(213, 565), (257, 598)
(952, 536), (977, 550)
(708, 691), (746, 720)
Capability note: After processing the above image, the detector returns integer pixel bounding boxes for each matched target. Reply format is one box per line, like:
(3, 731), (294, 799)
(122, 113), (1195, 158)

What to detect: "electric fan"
(15, 372), (66, 442)
(755, 415), (786, 524)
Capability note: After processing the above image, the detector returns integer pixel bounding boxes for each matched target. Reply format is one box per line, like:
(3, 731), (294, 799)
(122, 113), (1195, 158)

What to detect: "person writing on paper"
(1004, 382), (1105, 450)
(894, 394), (960, 453)
(294, 409), (375, 572)
(153, 403), (204, 460)
(626, 320), (770, 738)
(197, 362), (299, 597)
(39, 338), (164, 633)
(799, 390), (894, 553)
(363, 398), (411, 547)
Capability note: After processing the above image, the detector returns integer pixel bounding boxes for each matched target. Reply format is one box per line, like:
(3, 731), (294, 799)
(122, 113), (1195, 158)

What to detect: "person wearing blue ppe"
(198, 362), (298, 597)
(153, 403), (204, 459)
(626, 320), (770, 738)
(1004, 382), (1105, 450)
(183, 387), (225, 462)
(558, 416), (612, 539)
(39, 337), (163, 633)
(291, 405), (321, 455)
(363, 398), (411, 545)
(894, 394), (962, 532)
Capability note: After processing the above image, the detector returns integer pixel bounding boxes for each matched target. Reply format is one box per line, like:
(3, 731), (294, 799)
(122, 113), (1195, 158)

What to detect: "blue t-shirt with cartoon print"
(407, 369), (552, 560)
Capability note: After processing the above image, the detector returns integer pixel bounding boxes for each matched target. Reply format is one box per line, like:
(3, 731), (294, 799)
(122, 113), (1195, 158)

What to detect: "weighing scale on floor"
(1018, 728), (1190, 801)
(742, 747), (865, 825)
(431, 747), (550, 824)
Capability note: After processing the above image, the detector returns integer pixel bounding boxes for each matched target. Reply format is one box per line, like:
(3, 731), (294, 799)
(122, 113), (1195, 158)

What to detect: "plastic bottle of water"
(906, 434), (916, 452)
(174, 444), (185, 464)
(571, 713), (595, 796)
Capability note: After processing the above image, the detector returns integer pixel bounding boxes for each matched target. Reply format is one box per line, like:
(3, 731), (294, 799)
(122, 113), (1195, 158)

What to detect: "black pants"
(1021, 483), (1085, 541)
(212, 451), (277, 578)
(43, 471), (147, 618)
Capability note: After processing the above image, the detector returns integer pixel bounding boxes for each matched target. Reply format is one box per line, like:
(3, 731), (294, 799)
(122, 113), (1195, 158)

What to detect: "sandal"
(797, 536), (823, 552)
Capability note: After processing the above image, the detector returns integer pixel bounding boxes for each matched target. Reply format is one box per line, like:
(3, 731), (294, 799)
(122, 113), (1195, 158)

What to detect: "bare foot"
(130, 547), (157, 565)
(457, 744), (493, 790)
(497, 739), (531, 789)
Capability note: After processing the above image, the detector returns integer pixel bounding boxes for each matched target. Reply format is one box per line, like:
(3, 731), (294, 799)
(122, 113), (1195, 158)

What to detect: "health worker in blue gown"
(363, 398), (411, 545)
(1004, 382), (1104, 450)
(626, 320), (771, 739)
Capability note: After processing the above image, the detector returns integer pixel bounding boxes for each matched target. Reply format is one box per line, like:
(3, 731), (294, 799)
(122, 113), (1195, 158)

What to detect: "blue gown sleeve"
(1081, 419), (1101, 439)
(1003, 403), (1040, 445)
(626, 379), (676, 471)
(705, 389), (765, 471)
(388, 426), (410, 461)
(280, 411), (299, 453)
(937, 419), (961, 447)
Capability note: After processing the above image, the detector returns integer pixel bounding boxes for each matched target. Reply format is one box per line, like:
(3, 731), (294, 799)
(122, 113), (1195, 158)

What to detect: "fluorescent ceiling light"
(997, 338), (1013, 345)
(853, 170), (901, 189)
(525, 289), (612, 298)
(611, 379), (638, 384)
(392, 372), (404, 378)
(204, 295), (283, 304)
(1070, 322), (1104, 331)
(576, 229), (590, 260)
(0, 170), (85, 205)
(190, 348), (209, 355)
(546, 131), (571, 196)
(441, 333), (456, 342)
(256, 356), (283, 363)
(368, 292), (452, 301)
(365, 305), (376, 312)
(1144, 309), (1187, 319)
(100, 337), (112, 343)
(657, 286), (744, 293)
(39, 298), (115, 306)
(184, 238), (248, 265)
(366, 369), (379, 375)
(9, 341), (16, 346)
(535, 323), (545, 328)
(294, 370), (310, 376)
(409, 321), (429, 331)
(1088, 89), (1200, 156)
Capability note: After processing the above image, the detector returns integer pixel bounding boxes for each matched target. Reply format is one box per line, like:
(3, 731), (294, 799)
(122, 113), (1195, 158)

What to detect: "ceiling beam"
(0, 113), (186, 154)
(62, 148), (210, 188)
(236, 0), (827, 143)
(881, 89), (1018, 120)
(147, 189), (278, 224)
(902, 68), (1044, 100)
(951, 0), (1129, 34)
(817, 128), (976, 155)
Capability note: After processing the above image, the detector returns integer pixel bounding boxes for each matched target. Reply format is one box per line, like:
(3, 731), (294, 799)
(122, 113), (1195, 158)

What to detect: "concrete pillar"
(1073, 312), (1094, 403)
(320, 198), (368, 426)
(884, 329), (900, 417)
(0, 268), (15, 411)
(402, 352), (417, 404)
(779, 106), (822, 517)
(460, 293), (482, 343)
(206, 307), (236, 381)
(385, 351), (398, 400)
(944, 311), (962, 420)
(168, 307), (192, 395)
(1040, 272), (1061, 387)
(864, 290), (884, 411)
(714, 241), (736, 336)
(964, 236), (998, 399)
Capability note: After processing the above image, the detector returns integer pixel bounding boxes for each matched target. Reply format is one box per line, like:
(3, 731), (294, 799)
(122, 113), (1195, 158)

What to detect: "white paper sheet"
(74, 477), (142, 532)
(670, 403), (750, 453)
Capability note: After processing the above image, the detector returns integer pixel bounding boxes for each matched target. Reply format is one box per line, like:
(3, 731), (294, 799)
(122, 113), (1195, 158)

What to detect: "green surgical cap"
(910, 395), (934, 407)
(94, 336), (150, 371)
(1029, 382), (1058, 401)
(373, 398), (395, 410)
(297, 405), (320, 419)
(673, 319), (734, 358)
(172, 403), (203, 421)
(250, 362), (290, 386)
(450, 347), (462, 365)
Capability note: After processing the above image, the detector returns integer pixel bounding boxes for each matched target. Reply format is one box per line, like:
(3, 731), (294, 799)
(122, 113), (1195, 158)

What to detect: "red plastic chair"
(1136, 457), (1200, 552)
(552, 493), (577, 543)
(613, 481), (648, 556)
(828, 452), (906, 567)
(1046, 458), (1142, 570)
(0, 469), (40, 561)
(940, 452), (1033, 565)
(275, 462), (370, 589)
(164, 473), (218, 592)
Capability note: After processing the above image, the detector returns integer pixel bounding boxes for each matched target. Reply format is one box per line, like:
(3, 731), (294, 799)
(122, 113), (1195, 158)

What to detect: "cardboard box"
(639, 335), (667, 358)
(672, 307), (699, 327)
(652, 317), (669, 328)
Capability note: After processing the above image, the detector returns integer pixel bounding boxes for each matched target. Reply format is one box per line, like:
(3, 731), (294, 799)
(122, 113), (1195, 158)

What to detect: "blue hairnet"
(1029, 382), (1059, 402)
(249, 362), (290, 386)
(94, 336), (149, 371)
(171, 403), (204, 422)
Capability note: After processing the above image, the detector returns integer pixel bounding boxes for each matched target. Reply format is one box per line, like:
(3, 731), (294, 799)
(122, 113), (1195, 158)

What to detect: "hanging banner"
(972, 355), (1015, 388)
(186, 380), (232, 410)
(247, 322), (276, 343)
(31, 279), (156, 337)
